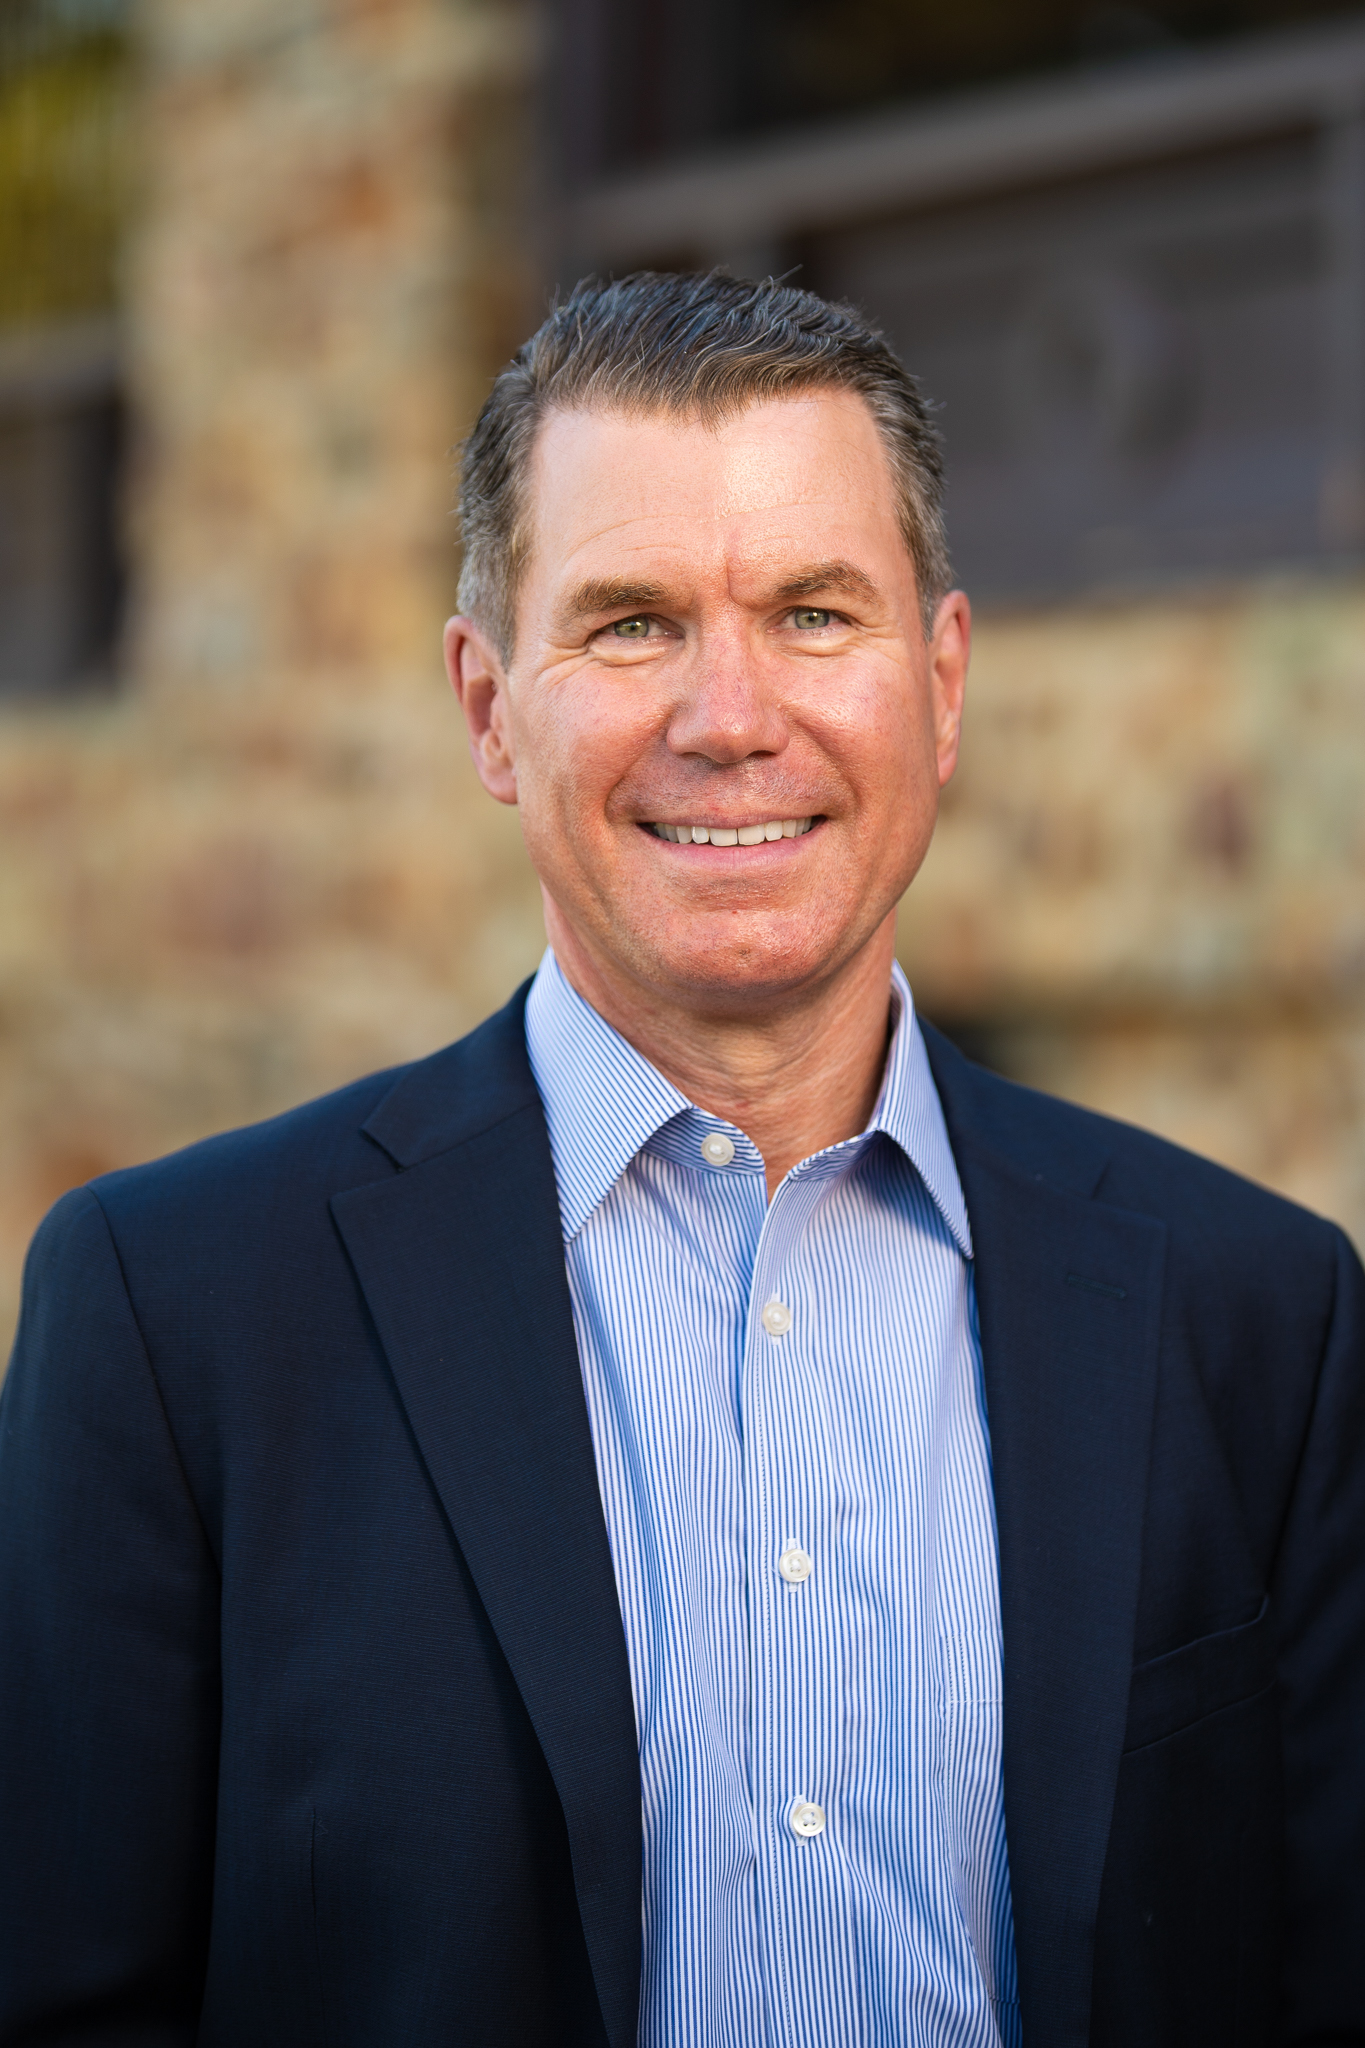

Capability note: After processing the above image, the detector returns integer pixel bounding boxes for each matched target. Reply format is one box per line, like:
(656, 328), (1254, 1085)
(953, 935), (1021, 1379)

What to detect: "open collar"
(525, 948), (972, 1257)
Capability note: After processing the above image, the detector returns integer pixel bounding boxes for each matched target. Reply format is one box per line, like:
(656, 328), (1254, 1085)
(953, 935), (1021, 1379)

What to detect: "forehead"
(523, 390), (903, 588)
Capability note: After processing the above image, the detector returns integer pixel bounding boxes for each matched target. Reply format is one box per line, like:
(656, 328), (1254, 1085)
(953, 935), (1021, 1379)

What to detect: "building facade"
(0, 0), (545, 1352)
(554, 3), (1365, 1254)
(1, 0), (1362, 1356)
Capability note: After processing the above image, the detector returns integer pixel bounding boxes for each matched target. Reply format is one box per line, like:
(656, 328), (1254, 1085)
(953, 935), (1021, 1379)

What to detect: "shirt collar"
(524, 948), (972, 1258)
(867, 961), (973, 1257)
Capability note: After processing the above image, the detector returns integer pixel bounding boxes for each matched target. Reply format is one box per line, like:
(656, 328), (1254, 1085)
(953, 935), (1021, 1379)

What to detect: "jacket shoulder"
(72, 982), (540, 1243)
(920, 1020), (1348, 1270)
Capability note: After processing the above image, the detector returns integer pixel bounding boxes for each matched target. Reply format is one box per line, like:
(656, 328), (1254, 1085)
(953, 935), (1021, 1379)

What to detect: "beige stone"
(904, 584), (1365, 1017)
(2, 0), (1362, 1368)
(899, 582), (1365, 1250)
(1, 0), (545, 1357)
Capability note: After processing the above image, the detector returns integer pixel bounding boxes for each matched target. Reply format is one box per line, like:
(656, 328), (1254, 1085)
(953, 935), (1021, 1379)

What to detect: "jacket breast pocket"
(1123, 1596), (1275, 1752)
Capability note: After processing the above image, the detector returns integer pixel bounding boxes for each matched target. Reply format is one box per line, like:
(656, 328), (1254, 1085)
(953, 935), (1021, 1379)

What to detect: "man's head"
(457, 271), (951, 660)
(446, 270), (970, 1023)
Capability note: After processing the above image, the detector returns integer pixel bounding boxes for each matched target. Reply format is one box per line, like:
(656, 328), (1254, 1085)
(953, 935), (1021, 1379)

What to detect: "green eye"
(612, 616), (651, 638)
(793, 608), (832, 630)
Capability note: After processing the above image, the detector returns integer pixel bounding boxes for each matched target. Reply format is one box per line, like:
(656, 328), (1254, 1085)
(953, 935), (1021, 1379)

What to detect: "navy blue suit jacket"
(2, 986), (1362, 2047)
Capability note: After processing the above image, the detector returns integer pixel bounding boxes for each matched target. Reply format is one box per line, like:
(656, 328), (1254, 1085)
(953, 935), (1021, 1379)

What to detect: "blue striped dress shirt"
(525, 949), (1019, 2048)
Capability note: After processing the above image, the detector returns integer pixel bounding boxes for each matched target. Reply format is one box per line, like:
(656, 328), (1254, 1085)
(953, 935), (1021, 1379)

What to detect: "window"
(556, 6), (1365, 602)
(0, 0), (129, 698)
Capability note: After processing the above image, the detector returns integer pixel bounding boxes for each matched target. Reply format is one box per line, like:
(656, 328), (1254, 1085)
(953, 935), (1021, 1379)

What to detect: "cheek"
(511, 679), (656, 837)
(808, 662), (936, 802)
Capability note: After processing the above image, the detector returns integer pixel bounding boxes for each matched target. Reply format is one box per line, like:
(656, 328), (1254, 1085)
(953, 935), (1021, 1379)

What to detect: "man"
(0, 271), (1361, 2048)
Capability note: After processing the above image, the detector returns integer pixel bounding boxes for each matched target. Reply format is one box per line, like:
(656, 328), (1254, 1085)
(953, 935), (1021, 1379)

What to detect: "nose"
(665, 647), (789, 767)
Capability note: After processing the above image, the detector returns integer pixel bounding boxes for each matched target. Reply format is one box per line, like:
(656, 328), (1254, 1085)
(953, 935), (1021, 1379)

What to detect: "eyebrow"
(560, 577), (670, 624)
(771, 560), (879, 605)
(555, 558), (880, 632)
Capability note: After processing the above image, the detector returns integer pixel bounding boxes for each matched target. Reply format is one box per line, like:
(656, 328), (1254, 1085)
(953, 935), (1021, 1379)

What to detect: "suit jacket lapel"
(925, 1028), (1166, 2048)
(326, 993), (1163, 2048)
(330, 996), (640, 2048)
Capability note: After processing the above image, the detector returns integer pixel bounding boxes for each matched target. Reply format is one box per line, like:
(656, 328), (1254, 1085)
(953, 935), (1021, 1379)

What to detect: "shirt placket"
(743, 1157), (863, 2048)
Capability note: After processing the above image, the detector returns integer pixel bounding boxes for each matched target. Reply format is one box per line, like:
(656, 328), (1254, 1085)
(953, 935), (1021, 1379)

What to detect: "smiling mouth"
(645, 816), (817, 845)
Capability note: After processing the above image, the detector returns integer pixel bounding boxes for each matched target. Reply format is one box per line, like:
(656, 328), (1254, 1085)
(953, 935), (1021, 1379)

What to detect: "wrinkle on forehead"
(531, 390), (892, 527)
(523, 393), (908, 647)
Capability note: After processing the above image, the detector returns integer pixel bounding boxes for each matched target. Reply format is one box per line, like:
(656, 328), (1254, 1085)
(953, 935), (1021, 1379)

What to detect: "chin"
(630, 928), (849, 1008)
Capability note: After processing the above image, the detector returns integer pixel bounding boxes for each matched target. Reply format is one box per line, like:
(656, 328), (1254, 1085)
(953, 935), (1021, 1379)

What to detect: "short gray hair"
(457, 269), (950, 659)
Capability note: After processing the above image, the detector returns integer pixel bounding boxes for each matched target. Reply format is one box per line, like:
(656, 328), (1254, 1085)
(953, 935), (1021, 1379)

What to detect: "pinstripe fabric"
(525, 951), (1020, 2048)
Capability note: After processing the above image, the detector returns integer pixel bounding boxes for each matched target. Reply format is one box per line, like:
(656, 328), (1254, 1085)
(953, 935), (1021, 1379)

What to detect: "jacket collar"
(358, 983), (545, 1169)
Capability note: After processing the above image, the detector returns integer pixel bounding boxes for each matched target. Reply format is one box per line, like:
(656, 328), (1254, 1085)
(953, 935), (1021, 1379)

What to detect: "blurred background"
(2, 0), (1364, 1357)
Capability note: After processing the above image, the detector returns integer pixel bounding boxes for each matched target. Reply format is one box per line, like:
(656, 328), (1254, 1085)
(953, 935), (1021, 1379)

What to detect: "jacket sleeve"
(0, 1187), (220, 2045)
(1272, 1224), (1365, 2046)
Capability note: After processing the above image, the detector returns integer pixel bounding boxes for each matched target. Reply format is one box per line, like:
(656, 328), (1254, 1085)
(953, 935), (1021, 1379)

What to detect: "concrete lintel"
(564, 17), (1365, 270)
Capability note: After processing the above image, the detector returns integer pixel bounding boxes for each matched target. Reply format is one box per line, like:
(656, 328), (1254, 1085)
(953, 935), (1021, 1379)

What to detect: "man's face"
(448, 388), (969, 1016)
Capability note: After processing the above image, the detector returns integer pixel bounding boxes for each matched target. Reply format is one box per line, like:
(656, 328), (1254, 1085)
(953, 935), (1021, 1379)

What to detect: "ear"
(444, 615), (518, 805)
(928, 589), (971, 788)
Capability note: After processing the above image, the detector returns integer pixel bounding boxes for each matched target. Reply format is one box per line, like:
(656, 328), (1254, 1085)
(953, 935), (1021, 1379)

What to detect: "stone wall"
(902, 583), (1365, 1244)
(1, 0), (1362, 1364)
(0, 0), (546, 1355)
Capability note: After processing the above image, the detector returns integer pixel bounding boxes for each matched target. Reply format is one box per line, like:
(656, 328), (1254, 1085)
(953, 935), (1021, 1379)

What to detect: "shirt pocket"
(937, 1624), (1004, 1708)
(933, 1626), (1016, 2012)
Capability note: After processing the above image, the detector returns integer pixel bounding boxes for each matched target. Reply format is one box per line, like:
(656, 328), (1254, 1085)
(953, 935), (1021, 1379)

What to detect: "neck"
(543, 903), (899, 1199)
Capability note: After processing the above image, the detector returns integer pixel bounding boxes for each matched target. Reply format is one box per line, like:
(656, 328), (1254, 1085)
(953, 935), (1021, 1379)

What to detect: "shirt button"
(790, 1800), (825, 1840)
(761, 1300), (792, 1337)
(779, 1543), (813, 1585)
(700, 1131), (736, 1167)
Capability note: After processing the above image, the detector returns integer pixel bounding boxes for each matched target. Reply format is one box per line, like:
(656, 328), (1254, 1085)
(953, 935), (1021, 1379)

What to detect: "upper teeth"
(652, 818), (814, 845)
